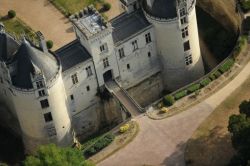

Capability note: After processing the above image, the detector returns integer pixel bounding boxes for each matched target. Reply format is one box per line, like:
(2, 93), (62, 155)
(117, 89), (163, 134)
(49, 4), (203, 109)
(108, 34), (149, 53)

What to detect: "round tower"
(142, 0), (204, 90)
(9, 39), (73, 153)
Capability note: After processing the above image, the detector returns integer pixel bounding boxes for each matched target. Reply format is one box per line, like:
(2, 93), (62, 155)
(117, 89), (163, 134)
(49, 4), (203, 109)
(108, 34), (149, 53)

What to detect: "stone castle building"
(0, 0), (204, 153)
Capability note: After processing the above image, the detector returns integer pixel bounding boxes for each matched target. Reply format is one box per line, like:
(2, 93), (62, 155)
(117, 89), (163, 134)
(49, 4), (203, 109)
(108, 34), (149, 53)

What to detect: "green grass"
(240, 0), (250, 12)
(0, 16), (37, 41)
(51, 0), (105, 15)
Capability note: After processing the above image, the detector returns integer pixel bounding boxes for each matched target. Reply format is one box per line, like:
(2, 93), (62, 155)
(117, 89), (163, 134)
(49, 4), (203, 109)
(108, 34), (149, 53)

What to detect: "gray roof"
(12, 40), (59, 89)
(111, 10), (151, 44)
(0, 33), (19, 61)
(56, 40), (91, 72)
(144, 0), (177, 19)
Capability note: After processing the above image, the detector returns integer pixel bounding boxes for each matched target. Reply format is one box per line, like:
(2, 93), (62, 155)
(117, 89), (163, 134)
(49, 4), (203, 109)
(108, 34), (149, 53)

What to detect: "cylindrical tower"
(10, 40), (73, 153)
(142, 0), (204, 90)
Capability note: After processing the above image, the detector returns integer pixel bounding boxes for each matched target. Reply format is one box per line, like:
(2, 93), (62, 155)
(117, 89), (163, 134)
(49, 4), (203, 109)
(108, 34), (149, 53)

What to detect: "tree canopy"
(24, 144), (94, 166)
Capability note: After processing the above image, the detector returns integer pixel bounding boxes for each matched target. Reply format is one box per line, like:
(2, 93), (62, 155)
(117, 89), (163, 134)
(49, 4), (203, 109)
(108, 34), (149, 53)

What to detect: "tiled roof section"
(111, 10), (151, 44)
(150, 0), (177, 19)
(56, 40), (91, 72)
(0, 33), (19, 61)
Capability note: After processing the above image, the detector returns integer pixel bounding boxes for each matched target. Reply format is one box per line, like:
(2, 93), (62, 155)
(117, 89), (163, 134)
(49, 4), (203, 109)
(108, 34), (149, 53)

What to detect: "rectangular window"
(71, 73), (78, 85)
(184, 41), (190, 51)
(70, 94), (74, 101)
(185, 54), (193, 65)
(40, 99), (49, 109)
(100, 43), (108, 53)
(181, 17), (187, 25)
(38, 90), (46, 97)
(180, 8), (186, 17)
(44, 112), (53, 122)
(118, 48), (125, 59)
(132, 40), (138, 51)
(127, 64), (130, 70)
(145, 33), (152, 44)
(86, 66), (93, 77)
(182, 27), (189, 38)
(103, 58), (109, 68)
(148, 52), (151, 58)
(36, 81), (44, 89)
(46, 126), (57, 137)
(86, 85), (90, 91)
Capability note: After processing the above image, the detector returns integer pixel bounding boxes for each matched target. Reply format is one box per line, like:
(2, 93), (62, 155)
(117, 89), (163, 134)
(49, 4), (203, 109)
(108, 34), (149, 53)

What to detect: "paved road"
(99, 51), (250, 166)
(0, 0), (75, 50)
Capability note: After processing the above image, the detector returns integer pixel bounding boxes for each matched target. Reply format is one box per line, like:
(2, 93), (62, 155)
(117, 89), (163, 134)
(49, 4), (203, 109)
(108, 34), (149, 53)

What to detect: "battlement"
(70, 5), (112, 39)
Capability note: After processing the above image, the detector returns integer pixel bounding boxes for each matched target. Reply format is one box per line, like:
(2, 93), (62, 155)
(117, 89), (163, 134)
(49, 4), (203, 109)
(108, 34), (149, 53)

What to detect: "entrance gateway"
(103, 70), (113, 82)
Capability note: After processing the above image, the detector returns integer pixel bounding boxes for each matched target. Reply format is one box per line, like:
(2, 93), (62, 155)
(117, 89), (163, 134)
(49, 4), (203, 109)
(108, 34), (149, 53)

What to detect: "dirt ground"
(0, 0), (75, 50)
(105, 0), (124, 20)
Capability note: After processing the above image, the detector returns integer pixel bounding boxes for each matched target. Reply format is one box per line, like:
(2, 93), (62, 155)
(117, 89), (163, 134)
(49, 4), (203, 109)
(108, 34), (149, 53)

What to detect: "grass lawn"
(185, 76), (250, 166)
(0, 16), (37, 41)
(51, 0), (105, 15)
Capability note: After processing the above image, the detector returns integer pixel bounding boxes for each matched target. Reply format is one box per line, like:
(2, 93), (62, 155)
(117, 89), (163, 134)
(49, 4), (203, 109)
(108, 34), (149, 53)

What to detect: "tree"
(46, 40), (53, 49)
(24, 144), (94, 166)
(239, 100), (250, 117)
(8, 10), (16, 19)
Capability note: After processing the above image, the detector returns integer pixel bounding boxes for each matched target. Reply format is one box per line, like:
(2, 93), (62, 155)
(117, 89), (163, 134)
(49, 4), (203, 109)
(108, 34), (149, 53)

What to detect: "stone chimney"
(36, 31), (48, 53)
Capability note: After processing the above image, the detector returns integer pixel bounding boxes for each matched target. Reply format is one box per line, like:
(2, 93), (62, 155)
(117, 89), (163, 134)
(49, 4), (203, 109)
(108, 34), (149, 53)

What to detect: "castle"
(0, 0), (204, 153)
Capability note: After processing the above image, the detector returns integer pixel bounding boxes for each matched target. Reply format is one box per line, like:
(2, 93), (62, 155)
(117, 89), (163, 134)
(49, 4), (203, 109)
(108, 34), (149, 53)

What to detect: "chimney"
(36, 31), (48, 53)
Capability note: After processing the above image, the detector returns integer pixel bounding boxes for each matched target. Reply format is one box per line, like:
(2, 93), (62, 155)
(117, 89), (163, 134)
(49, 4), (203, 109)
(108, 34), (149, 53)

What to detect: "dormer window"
(145, 33), (152, 44)
(36, 81), (44, 89)
(100, 43), (108, 53)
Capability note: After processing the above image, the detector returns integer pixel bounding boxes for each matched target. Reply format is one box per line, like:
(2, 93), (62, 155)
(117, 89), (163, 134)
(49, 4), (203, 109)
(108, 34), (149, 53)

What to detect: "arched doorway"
(103, 70), (113, 82)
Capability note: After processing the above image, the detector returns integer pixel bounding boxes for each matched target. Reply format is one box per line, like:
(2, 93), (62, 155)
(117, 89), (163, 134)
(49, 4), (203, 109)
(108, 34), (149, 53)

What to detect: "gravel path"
(0, 0), (75, 50)
(99, 50), (250, 166)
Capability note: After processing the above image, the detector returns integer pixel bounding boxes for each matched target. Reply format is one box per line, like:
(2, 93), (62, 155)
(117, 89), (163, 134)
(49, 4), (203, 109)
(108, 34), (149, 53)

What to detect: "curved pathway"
(99, 50), (250, 166)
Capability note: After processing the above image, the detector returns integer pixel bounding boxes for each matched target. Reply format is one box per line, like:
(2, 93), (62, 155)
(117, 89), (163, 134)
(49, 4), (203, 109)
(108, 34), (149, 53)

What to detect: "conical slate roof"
(0, 33), (19, 61)
(12, 39), (59, 89)
(147, 0), (177, 19)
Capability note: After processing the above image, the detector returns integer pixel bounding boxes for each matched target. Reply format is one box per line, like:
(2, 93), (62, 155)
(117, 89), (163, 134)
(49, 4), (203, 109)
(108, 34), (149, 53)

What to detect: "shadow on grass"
(0, 15), (11, 22)
(184, 126), (235, 166)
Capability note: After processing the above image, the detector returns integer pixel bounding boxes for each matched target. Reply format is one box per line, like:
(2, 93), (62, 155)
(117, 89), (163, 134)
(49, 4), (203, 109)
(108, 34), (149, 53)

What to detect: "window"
(36, 81), (44, 89)
(44, 112), (53, 122)
(185, 54), (193, 65)
(180, 8), (186, 17)
(148, 52), (151, 58)
(181, 17), (187, 25)
(184, 41), (190, 51)
(182, 27), (189, 38)
(70, 94), (74, 101)
(71, 73), (78, 85)
(145, 33), (152, 44)
(132, 40), (138, 51)
(38, 90), (46, 97)
(118, 48), (125, 59)
(0, 77), (3, 83)
(86, 66), (93, 77)
(40, 99), (49, 109)
(100, 43), (108, 53)
(127, 64), (130, 70)
(103, 58), (109, 68)
(86, 86), (90, 91)
(46, 126), (57, 137)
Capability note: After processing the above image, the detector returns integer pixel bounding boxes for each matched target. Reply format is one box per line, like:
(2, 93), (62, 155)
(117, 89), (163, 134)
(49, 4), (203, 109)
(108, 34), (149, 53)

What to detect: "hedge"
(187, 83), (201, 94)
(200, 78), (211, 87)
(163, 95), (175, 106)
(84, 133), (115, 157)
(219, 58), (234, 73)
(174, 90), (187, 100)
(210, 70), (222, 79)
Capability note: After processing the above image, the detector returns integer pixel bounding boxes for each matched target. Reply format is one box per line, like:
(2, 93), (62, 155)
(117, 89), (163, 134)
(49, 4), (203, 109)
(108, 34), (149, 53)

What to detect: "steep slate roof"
(0, 33), (19, 61)
(111, 10), (151, 44)
(147, 0), (177, 19)
(12, 40), (59, 89)
(56, 40), (91, 72)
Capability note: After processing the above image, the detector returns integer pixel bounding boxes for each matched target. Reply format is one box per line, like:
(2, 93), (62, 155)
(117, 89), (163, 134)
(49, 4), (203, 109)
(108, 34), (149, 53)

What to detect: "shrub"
(103, 3), (111, 11)
(187, 83), (201, 94)
(200, 78), (211, 87)
(85, 133), (114, 156)
(46, 40), (53, 49)
(209, 73), (216, 81)
(163, 95), (175, 106)
(174, 90), (187, 100)
(219, 58), (234, 73)
(8, 10), (16, 18)
(119, 124), (130, 133)
(210, 70), (222, 79)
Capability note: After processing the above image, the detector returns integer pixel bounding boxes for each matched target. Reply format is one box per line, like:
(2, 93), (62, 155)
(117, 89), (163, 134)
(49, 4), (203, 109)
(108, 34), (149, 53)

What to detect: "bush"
(119, 124), (130, 133)
(103, 3), (111, 11)
(200, 78), (211, 87)
(209, 73), (216, 81)
(46, 40), (53, 49)
(187, 83), (201, 94)
(219, 58), (234, 73)
(8, 10), (16, 18)
(174, 90), (187, 100)
(85, 133), (114, 156)
(210, 70), (222, 79)
(163, 95), (175, 106)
